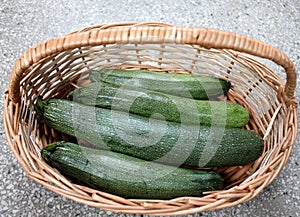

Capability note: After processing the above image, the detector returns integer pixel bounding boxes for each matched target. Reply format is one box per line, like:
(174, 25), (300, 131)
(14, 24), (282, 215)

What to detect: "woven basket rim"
(8, 22), (297, 105)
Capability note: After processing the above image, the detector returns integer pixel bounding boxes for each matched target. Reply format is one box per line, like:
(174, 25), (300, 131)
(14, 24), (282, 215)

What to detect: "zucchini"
(36, 99), (264, 167)
(89, 69), (231, 100)
(69, 82), (249, 128)
(41, 141), (223, 199)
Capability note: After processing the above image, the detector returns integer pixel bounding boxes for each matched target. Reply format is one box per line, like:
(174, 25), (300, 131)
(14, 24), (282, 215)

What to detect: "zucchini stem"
(35, 97), (46, 118)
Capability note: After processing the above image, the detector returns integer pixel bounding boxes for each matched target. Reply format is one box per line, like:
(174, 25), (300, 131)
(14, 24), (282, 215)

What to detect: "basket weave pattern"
(3, 23), (298, 215)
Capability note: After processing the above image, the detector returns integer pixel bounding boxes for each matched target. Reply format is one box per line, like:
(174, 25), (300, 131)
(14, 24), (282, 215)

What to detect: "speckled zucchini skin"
(69, 82), (249, 128)
(41, 141), (223, 199)
(89, 69), (231, 100)
(36, 99), (264, 168)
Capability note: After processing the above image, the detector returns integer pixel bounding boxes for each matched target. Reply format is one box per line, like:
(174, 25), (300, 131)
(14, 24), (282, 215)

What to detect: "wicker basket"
(3, 22), (298, 216)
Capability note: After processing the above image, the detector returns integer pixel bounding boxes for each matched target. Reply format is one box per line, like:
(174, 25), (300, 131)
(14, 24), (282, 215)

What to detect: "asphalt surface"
(0, 0), (299, 216)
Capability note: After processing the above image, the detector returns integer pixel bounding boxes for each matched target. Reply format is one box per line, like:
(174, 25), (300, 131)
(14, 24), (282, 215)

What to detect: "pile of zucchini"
(38, 69), (264, 199)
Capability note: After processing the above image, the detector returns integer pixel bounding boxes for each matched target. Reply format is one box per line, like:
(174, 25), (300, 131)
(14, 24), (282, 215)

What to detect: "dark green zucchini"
(36, 99), (264, 168)
(89, 69), (231, 99)
(69, 82), (249, 128)
(41, 141), (223, 199)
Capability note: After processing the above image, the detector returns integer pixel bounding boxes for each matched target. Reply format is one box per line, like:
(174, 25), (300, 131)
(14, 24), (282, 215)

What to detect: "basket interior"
(4, 42), (296, 214)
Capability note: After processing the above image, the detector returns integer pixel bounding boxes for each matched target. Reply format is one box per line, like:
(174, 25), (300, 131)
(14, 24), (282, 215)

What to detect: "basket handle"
(8, 24), (297, 105)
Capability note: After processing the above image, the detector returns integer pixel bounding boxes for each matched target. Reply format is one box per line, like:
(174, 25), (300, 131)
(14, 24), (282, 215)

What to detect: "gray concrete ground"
(0, 0), (299, 216)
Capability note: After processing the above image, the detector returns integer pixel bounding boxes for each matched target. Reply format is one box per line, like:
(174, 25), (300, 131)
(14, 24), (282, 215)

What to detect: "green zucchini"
(36, 99), (264, 167)
(89, 69), (231, 100)
(41, 141), (223, 199)
(69, 82), (249, 128)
